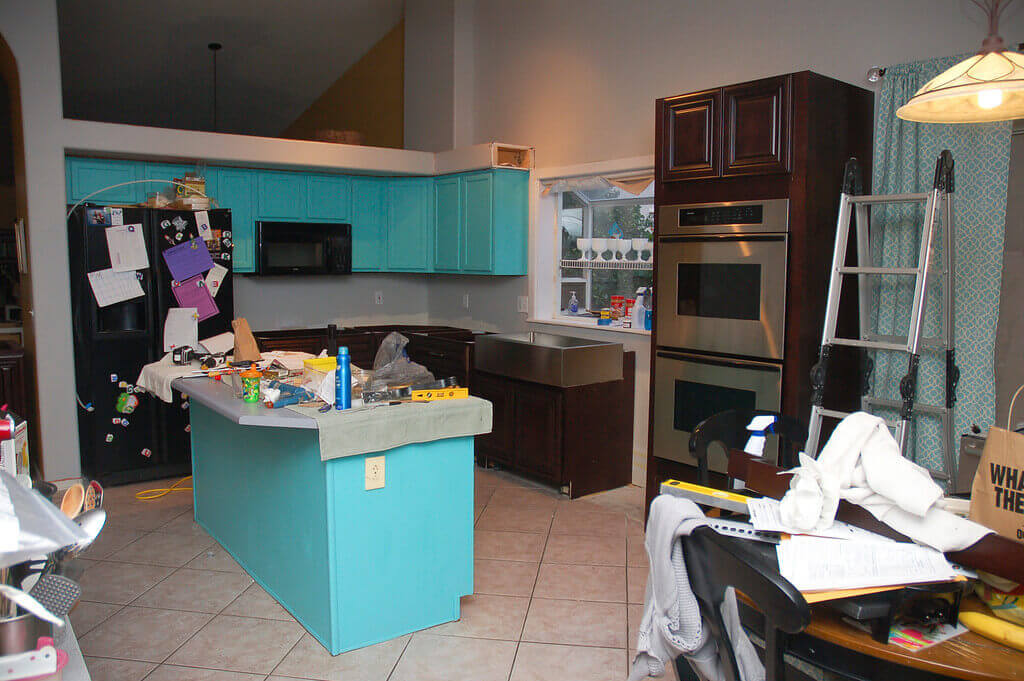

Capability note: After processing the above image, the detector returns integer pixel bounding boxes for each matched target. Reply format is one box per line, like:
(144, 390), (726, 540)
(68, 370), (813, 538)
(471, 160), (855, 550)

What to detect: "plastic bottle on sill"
(632, 287), (648, 329)
(568, 292), (579, 314)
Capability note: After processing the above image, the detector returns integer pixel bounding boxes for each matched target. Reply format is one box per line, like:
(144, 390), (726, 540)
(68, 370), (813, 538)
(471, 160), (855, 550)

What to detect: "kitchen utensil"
(28, 575), (80, 618)
(58, 484), (83, 519)
(69, 509), (105, 557)
(0, 585), (62, 626)
(0, 613), (52, 656)
(0, 637), (65, 679)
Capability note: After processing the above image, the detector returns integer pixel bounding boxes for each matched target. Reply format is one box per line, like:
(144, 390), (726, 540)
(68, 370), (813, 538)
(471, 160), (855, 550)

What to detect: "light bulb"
(977, 88), (1004, 109)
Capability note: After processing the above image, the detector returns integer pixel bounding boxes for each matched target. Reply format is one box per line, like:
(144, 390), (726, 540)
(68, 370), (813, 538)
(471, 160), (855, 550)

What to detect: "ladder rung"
(839, 266), (919, 275)
(865, 333), (946, 350)
(832, 338), (908, 352)
(815, 407), (898, 429)
(862, 397), (947, 416)
(847, 192), (930, 204)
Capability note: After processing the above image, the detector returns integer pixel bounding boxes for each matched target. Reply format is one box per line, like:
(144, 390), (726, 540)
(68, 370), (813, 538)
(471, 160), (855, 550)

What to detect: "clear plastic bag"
(367, 332), (434, 390)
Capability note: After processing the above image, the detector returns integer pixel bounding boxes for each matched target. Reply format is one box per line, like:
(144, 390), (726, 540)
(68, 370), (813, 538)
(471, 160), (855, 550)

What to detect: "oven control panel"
(659, 198), (788, 236)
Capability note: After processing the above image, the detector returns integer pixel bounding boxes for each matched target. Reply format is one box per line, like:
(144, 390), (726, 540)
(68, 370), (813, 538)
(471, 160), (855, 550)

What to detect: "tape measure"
(411, 387), (469, 402)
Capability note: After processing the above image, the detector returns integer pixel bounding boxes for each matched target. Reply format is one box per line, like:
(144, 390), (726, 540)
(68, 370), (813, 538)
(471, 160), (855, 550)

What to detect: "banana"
(960, 610), (1024, 652)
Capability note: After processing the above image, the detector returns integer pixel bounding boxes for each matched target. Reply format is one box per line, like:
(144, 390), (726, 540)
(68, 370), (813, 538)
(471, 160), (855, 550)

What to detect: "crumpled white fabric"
(779, 411), (991, 552)
(630, 495), (764, 681)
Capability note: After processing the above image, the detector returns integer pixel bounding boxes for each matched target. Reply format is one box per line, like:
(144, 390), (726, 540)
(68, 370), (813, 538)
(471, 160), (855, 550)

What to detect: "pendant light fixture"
(897, 0), (1024, 123)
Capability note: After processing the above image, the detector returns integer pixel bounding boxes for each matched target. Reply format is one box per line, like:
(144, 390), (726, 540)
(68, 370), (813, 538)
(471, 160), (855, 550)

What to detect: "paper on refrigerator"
(163, 307), (199, 352)
(87, 268), (145, 307)
(105, 223), (149, 271)
(204, 264), (228, 298)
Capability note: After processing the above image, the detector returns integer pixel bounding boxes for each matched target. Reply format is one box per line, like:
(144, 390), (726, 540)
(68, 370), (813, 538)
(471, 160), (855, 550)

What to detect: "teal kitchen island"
(173, 377), (491, 655)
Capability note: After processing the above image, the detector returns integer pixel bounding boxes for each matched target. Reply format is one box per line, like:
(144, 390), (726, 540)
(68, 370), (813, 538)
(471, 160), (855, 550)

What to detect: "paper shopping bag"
(231, 317), (261, 363)
(971, 426), (1024, 543)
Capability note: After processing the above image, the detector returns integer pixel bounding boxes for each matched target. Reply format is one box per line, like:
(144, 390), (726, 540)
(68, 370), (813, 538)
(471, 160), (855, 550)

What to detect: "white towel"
(779, 411), (991, 552)
(630, 495), (764, 681)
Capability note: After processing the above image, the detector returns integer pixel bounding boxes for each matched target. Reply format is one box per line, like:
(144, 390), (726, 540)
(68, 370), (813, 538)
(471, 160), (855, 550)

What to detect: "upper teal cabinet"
(462, 172), (494, 273)
(433, 176), (462, 272)
(386, 178), (433, 272)
(217, 169), (257, 273)
(307, 174), (351, 221)
(258, 171), (307, 220)
(66, 157), (142, 204)
(350, 178), (387, 272)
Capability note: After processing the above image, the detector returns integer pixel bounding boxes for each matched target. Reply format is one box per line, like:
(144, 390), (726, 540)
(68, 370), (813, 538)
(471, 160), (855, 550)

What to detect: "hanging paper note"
(163, 237), (214, 281)
(195, 211), (213, 242)
(163, 308), (199, 352)
(172, 275), (219, 321)
(105, 224), (149, 271)
(204, 263), (228, 298)
(87, 268), (145, 307)
(109, 208), (124, 226)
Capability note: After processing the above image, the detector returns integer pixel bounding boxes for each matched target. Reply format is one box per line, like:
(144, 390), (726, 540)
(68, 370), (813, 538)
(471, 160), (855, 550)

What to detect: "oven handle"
(657, 234), (786, 244)
(656, 350), (782, 373)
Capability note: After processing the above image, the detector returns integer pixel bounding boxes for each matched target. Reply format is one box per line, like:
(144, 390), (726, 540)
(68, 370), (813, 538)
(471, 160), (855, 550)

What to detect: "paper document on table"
(777, 535), (956, 592)
(105, 224), (149, 271)
(163, 308), (199, 352)
(87, 268), (145, 307)
(199, 332), (234, 355)
(747, 497), (891, 541)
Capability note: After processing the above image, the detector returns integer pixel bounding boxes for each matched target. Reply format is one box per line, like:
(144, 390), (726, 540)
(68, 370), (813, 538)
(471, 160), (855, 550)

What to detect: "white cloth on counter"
(779, 411), (991, 553)
(136, 353), (205, 402)
(630, 495), (764, 681)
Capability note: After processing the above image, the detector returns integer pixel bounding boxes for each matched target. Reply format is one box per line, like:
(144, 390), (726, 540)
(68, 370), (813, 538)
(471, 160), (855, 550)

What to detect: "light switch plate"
(365, 455), (385, 490)
(517, 296), (529, 313)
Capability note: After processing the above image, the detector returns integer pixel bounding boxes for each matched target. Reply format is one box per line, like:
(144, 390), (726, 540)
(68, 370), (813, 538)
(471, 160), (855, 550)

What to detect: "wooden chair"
(688, 410), (807, 488)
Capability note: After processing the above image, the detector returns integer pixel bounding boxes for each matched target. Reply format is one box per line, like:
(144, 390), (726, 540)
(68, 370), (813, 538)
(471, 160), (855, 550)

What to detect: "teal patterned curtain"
(870, 54), (1010, 477)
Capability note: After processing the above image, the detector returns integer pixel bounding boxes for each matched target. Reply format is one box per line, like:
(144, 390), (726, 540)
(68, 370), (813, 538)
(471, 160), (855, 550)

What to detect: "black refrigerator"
(68, 205), (234, 485)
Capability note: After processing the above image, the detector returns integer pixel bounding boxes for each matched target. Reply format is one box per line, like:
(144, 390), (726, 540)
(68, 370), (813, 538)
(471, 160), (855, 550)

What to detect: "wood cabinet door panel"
(722, 76), (792, 176)
(661, 90), (721, 181)
(513, 384), (563, 482)
(471, 371), (514, 465)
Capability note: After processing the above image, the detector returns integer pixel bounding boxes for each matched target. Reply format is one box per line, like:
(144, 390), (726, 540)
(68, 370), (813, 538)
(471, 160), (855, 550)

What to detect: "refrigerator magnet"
(171, 216), (188, 231)
(105, 433), (114, 443)
(121, 418), (129, 427)
(109, 373), (118, 382)
(110, 208), (124, 226)
(141, 448), (152, 458)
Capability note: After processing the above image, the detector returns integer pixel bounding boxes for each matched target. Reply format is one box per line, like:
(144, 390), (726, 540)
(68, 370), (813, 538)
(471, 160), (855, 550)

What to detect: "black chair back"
(688, 410), (807, 487)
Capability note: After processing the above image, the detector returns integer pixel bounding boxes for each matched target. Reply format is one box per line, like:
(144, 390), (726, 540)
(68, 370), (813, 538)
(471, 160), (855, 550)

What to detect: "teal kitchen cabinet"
(489, 169), (529, 275)
(461, 172), (494, 273)
(258, 171), (308, 220)
(307, 174), (351, 221)
(66, 157), (142, 204)
(350, 178), (387, 271)
(386, 178), (433, 272)
(217, 169), (257, 273)
(433, 176), (462, 272)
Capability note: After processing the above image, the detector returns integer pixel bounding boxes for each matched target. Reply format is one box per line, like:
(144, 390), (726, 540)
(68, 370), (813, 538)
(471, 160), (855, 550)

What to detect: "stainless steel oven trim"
(658, 198), (789, 236)
(655, 234), (787, 360)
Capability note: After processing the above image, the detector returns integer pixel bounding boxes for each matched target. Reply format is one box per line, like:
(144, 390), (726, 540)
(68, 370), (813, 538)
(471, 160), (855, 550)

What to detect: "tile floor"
(74, 466), (678, 681)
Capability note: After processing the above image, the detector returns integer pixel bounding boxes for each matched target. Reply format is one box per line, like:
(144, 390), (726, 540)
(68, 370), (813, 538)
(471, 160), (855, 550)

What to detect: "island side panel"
(326, 436), (474, 653)
(189, 402), (333, 647)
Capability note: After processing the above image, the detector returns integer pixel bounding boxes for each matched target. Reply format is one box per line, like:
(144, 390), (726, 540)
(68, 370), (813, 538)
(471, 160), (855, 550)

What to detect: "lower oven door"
(652, 349), (782, 471)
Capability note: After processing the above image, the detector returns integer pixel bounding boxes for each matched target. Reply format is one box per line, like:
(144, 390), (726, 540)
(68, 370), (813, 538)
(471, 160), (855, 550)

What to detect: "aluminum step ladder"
(805, 150), (959, 480)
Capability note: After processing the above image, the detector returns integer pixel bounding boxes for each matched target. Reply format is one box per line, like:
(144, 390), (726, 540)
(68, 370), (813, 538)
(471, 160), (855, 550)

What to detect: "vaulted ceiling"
(58, 0), (404, 137)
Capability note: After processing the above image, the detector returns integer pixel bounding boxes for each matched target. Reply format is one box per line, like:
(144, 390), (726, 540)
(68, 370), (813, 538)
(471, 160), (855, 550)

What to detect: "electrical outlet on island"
(365, 456), (385, 490)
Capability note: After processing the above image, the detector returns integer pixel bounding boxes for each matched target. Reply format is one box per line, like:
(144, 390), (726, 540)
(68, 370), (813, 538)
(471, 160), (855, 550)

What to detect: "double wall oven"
(652, 199), (789, 472)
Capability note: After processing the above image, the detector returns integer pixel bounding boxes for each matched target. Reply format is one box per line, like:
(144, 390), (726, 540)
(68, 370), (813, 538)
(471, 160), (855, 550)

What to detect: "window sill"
(527, 316), (652, 337)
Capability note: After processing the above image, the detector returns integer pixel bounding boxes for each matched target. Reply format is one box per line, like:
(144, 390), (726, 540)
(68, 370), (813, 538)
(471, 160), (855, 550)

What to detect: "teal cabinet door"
(433, 176), (461, 272)
(307, 174), (351, 221)
(491, 169), (529, 275)
(258, 171), (307, 220)
(386, 178), (433, 272)
(66, 157), (142, 203)
(461, 172), (494, 273)
(351, 178), (387, 271)
(217, 169), (257, 273)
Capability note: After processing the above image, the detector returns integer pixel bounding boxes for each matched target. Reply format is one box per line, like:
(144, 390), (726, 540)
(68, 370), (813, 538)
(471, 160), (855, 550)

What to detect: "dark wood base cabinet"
(472, 352), (635, 498)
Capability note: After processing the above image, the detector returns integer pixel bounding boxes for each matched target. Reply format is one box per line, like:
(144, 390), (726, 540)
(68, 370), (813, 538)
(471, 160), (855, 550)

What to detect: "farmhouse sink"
(473, 332), (623, 387)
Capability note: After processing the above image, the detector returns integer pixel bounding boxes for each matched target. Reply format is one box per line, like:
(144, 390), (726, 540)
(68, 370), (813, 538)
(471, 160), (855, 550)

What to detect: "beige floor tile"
(488, 485), (561, 509)
(223, 583), (295, 621)
(80, 606), (212, 662)
(474, 530), (547, 562)
(473, 559), (538, 596)
(78, 561), (174, 604)
(627, 603), (643, 648)
(429, 593), (529, 640)
(273, 633), (409, 681)
(80, 526), (147, 560)
(628, 566), (647, 604)
(542, 533), (626, 566)
(186, 544), (246, 573)
(167, 614), (304, 674)
(108, 529), (215, 567)
(145, 665), (266, 680)
(106, 504), (194, 532)
(475, 484), (496, 505)
(550, 507), (626, 537)
(522, 598), (627, 648)
(390, 633), (516, 681)
(581, 484), (645, 516)
(627, 516), (646, 538)
(132, 568), (253, 613)
(475, 505), (553, 533)
(156, 512), (211, 538)
(83, 656), (157, 681)
(533, 564), (626, 602)
(510, 642), (626, 681)
(627, 535), (649, 568)
(69, 601), (121, 636)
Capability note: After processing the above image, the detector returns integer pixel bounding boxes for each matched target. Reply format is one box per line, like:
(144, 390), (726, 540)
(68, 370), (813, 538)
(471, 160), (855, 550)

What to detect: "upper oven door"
(656, 234), (787, 360)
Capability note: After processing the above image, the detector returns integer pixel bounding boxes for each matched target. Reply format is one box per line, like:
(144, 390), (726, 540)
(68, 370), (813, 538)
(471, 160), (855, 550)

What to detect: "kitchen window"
(555, 179), (654, 320)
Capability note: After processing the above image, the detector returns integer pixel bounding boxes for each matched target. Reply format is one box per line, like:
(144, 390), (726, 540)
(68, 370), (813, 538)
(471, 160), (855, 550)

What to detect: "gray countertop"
(172, 377), (318, 429)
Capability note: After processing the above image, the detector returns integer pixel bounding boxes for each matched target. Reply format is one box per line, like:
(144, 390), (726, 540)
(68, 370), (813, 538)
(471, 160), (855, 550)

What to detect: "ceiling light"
(897, 0), (1024, 123)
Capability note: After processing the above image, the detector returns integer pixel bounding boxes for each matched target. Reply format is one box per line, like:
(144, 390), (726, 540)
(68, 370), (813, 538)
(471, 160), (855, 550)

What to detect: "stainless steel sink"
(474, 332), (623, 387)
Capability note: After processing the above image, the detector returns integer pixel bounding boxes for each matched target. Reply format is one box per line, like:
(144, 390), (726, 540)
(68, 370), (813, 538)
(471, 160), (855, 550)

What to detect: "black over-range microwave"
(255, 221), (352, 275)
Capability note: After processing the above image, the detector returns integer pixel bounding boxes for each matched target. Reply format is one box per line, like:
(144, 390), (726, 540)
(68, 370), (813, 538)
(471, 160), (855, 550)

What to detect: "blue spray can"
(335, 347), (351, 410)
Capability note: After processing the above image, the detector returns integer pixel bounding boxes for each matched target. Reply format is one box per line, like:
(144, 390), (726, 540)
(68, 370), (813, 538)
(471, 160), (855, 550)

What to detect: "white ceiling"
(58, 0), (404, 137)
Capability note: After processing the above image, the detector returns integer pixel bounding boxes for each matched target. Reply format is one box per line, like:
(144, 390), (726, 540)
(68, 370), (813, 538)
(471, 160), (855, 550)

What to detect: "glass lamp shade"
(896, 50), (1024, 123)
